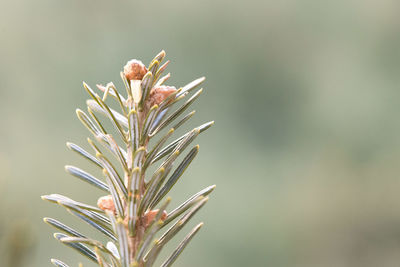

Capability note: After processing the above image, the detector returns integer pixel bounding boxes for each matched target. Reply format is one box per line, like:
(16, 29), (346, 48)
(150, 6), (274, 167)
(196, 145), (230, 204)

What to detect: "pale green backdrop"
(1, 0), (400, 266)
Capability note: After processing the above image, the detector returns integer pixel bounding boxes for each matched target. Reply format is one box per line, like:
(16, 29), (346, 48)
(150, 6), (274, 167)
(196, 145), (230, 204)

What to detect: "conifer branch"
(43, 51), (215, 267)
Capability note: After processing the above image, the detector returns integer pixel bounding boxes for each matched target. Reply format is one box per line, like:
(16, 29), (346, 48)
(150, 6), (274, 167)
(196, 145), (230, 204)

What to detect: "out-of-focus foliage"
(1, 0), (400, 266)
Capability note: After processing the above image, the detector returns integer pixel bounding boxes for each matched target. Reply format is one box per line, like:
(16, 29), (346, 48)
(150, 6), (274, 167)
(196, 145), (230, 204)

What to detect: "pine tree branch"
(43, 51), (215, 267)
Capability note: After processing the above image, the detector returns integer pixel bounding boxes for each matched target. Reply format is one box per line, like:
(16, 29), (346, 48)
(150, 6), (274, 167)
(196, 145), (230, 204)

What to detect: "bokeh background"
(1, 0), (400, 266)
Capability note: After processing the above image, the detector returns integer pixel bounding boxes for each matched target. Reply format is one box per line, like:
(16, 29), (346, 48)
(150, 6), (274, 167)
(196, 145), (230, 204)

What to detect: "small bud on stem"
(97, 195), (116, 214)
(124, 59), (147, 81)
(143, 209), (168, 228)
(147, 85), (177, 109)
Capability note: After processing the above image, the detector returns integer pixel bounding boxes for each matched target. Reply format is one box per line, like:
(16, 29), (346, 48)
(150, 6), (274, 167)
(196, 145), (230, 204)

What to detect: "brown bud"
(97, 195), (116, 213)
(147, 85), (177, 108)
(143, 209), (168, 228)
(123, 59), (147, 80)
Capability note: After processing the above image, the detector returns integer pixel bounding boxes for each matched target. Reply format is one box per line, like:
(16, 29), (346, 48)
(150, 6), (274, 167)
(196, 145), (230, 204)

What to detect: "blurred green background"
(1, 0), (400, 266)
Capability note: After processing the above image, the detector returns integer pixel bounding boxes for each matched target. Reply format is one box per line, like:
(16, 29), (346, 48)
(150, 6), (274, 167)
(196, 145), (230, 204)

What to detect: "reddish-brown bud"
(123, 59), (147, 80)
(97, 195), (116, 213)
(143, 209), (168, 228)
(147, 85), (177, 108)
